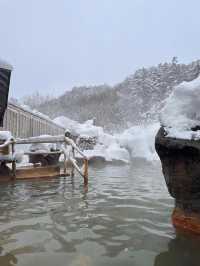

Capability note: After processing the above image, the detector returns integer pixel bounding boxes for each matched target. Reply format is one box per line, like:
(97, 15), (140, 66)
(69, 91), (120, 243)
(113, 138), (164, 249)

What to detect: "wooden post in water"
(11, 142), (16, 179)
(63, 142), (67, 174)
(71, 147), (75, 177)
(83, 159), (88, 185)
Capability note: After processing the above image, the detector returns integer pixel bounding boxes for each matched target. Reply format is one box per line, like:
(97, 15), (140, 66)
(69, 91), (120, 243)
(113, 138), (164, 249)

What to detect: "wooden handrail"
(0, 134), (89, 184)
(16, 135), (65, 144)
(61, 144), (88, 184)
(0, 139), (14, 148)
(24, 151), (62, 155)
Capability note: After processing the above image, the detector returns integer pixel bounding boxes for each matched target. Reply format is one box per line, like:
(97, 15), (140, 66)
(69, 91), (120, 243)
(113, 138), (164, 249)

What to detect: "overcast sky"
(0, 0), (200, 98)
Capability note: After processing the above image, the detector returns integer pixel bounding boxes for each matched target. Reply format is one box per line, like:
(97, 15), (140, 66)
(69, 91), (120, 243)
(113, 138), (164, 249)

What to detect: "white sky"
(0, 0), (200, 98)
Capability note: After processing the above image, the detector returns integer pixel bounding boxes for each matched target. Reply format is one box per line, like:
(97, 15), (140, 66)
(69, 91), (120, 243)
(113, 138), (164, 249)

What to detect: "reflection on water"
(154, 231), (200, 266)
(0, 160), (198, 265)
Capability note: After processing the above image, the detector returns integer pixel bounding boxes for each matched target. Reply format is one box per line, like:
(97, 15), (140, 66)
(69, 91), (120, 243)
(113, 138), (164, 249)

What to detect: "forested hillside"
(23, 58), (200, 132)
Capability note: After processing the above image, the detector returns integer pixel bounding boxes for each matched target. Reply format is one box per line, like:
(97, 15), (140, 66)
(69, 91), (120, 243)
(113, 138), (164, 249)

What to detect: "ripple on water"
(0, 161), (179, 266)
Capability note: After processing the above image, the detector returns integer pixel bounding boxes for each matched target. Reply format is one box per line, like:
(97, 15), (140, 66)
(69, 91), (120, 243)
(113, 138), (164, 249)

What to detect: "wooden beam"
(16, 135), (65, 144)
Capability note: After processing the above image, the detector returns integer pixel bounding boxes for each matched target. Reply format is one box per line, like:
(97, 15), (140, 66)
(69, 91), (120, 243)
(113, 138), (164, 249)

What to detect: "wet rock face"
(155, 127), (200, 213)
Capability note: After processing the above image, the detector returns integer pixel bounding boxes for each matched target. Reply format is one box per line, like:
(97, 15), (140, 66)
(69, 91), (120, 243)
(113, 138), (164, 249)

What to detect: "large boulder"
(155, 127), (200, 213)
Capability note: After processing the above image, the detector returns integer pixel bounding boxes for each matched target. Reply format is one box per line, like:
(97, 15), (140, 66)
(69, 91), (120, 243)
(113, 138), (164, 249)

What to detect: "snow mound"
(161, 76), (200, 140)
(54, 116), (159, 162)
(116, 123), (159, 161)
(54, 117), (104, 138)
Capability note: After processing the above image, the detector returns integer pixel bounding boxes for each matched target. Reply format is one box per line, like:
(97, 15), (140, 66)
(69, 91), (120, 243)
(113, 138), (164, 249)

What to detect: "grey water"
(0, 160), (200, 266)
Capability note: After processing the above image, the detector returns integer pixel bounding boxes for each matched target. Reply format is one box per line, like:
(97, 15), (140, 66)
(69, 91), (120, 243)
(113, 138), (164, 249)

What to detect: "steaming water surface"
(0, 160), (199, 266)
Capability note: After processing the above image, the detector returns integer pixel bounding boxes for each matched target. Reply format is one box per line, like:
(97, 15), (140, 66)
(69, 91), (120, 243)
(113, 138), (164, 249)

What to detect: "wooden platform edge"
(0, 165), (71, 182)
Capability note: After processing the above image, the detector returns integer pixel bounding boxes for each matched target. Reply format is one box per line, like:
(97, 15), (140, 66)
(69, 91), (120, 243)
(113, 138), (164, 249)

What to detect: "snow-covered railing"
(1, 102), (65, 138)
(0, 138), (13, 149)
(7, 135), (89, 184)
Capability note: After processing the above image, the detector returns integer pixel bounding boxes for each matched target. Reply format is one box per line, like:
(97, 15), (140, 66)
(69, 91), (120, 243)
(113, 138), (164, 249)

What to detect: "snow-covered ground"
(54, 117), (159, 163)
(116, 123), (159, 161)
(161, 76), (200, 140)
(3, 118), (157, 166)
(54, 75), (200, 163)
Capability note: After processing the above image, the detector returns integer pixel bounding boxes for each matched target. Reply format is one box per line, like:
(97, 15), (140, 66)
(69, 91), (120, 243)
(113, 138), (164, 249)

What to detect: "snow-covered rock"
(116, 123), (159, 161)
(161, 76), (200, 140)
(104, 143), (130, 163)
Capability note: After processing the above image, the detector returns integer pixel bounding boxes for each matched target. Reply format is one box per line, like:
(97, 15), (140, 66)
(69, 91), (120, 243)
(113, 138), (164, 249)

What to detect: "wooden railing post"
(71, 147), (75, 177)
(11, 142), (16, 179)
(83, 159), (88, 185)
(63, 142), (67, 174)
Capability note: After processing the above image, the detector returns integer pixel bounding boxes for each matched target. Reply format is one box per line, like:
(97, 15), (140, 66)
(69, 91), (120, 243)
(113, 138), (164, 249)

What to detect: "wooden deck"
(0, 165), (71, 182)
(0, 135), (89, 185)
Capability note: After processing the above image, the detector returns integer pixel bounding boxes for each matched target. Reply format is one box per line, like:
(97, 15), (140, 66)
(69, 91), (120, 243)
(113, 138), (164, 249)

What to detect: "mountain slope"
(26, 59), (200, 132)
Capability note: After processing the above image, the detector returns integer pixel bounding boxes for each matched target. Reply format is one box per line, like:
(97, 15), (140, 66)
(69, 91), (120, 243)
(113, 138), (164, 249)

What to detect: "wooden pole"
(63, 151), (67, 174)
(11, 142), (16, 179)
(83, 159), (89, 185)
(71, 147), (75, 177)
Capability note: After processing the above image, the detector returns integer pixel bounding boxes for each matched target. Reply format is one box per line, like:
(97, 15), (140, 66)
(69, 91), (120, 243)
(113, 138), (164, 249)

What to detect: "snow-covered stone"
(117, 123), (159, 161)
(161, 76), (200, 140)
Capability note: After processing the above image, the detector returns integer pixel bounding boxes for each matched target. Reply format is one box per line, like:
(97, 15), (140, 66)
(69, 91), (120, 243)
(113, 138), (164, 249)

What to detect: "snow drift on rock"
(161, 76), (200, 140)
(116, 123), (159, 161)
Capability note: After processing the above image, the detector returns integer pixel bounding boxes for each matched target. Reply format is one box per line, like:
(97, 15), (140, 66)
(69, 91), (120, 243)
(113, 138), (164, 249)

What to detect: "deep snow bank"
(54, 117), (159, 162)
(116, 123), (159, 161)
(161, 76), (200, 140)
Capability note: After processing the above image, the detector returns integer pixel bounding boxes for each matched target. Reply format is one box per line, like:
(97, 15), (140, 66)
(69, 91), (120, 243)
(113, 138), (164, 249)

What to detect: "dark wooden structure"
(0, 59), (12, 127)
(155, 127), (200, 234)
(0, 135), (89, 185)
